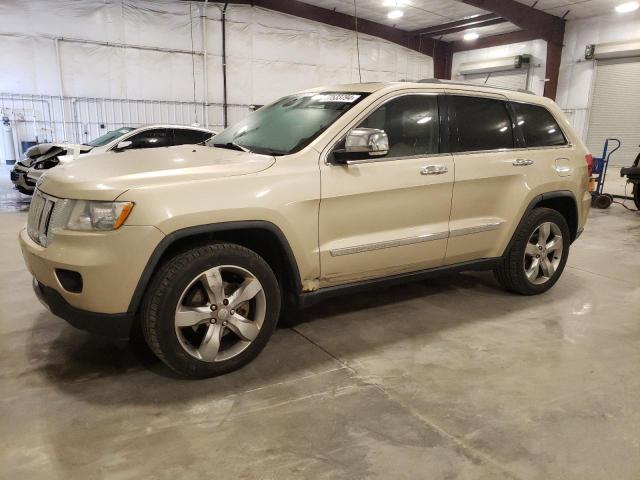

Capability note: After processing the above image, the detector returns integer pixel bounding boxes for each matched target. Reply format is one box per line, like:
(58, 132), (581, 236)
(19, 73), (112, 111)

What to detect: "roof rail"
(416, 78), (536, 95)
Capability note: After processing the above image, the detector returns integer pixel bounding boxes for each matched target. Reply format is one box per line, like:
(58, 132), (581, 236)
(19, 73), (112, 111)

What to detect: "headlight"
(52, 200), (134, 232)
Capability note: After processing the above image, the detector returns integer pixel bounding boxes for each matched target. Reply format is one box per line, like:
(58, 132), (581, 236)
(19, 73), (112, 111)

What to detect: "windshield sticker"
(311, 93), (361, 103)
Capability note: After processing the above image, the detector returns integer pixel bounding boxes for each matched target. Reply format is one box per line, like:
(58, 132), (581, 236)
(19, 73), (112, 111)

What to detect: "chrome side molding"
(449, 221), (504, 238)
(330, 220), (505, 256)
(329, 231), (448, 257)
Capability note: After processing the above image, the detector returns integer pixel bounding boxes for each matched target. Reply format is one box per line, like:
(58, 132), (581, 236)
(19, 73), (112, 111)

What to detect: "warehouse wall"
(556, 11), (640, 140)
(0, 0), (432, 149)
(451, 40), (548, 96)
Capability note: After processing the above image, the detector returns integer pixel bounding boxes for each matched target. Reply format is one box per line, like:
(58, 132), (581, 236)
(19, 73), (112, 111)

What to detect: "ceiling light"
(615, 1), (639, 12)
(388, 10), (403, 19)
(463, 31), (479, 41)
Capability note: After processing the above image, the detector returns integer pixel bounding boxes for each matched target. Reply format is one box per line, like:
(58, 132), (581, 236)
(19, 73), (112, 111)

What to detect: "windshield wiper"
(212, 142), (251, 153)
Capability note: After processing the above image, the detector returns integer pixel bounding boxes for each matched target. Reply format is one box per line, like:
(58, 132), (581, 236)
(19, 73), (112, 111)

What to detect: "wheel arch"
(503, 190), (579, 256)
(127, 221), (303, 315)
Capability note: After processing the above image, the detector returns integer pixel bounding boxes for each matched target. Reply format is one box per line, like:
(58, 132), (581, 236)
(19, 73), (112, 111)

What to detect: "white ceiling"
(303, 0), (635, 37)
(529, 0), (635, 19)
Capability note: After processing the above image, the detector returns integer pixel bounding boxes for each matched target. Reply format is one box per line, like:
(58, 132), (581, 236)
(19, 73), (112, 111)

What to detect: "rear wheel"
(494, 208), (570, 295)
(633, 183), (640, 210)
(141, 243), (280, 378)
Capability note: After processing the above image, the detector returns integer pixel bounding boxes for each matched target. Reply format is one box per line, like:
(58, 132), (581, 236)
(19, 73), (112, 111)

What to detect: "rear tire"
(494, 208), (570, 295)
(141, 243), (280, 378)
(633, 183), (640, 210)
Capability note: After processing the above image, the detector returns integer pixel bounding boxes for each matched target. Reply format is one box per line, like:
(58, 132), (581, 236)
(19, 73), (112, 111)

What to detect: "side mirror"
(334, 128), (389, 163)
(115, 140), (132, 151)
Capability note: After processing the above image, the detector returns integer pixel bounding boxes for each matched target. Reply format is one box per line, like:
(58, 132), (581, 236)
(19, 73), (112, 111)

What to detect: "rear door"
(318, 92), (454, 285)
(444, 93), (545, 264)
(509, 101), (571, 176)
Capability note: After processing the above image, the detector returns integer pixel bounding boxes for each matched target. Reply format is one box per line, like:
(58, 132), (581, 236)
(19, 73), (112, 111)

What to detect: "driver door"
(318, 92), (454, 286)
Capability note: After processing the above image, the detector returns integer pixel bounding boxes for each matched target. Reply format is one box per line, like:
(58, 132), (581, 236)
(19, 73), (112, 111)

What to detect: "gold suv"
(20, 81), (592, 378)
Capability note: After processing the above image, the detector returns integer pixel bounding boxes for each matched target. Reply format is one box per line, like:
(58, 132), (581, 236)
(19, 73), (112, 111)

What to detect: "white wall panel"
(556, 11), (640, 139)
(463, 70), (529, 90)
(0, 35), (59, 95)
(451, 40), (548, 96)
(0, 1), (432, 106)
(0, 0), (432, 149)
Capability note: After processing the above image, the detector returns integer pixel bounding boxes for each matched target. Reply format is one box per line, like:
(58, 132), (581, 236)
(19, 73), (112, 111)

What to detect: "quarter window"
(356, 94), (439, 157)
(449, 96), (513, 152)
(511, 102), (567, 147)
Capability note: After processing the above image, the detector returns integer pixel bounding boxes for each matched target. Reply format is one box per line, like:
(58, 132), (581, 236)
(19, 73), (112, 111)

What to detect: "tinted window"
(511, 102), (567, 147)
(125, 129), (170, 149)
(450, 96), (513, 152)
(357, 94), (439, 157)
(173, 129), (212, 146)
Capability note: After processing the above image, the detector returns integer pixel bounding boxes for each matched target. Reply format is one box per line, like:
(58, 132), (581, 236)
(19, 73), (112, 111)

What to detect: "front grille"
(27, 190), (57, 246)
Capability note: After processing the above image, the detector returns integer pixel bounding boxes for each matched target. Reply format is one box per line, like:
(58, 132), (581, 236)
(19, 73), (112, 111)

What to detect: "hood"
(37, 144), (276, 201)
(21, 142), (92, 167)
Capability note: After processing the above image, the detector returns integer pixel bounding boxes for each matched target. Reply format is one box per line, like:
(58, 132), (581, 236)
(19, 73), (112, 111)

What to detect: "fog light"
(55, 269), (83, 293)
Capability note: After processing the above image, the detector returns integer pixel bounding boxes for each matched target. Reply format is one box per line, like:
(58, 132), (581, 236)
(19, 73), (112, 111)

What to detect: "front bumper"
(33, 279), (135, 338)
(20, 224), (164, 331)
(10, 165), (35, 192)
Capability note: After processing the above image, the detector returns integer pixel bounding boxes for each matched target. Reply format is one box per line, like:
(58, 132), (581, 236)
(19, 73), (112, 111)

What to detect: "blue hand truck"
(591, 138), (621, 209)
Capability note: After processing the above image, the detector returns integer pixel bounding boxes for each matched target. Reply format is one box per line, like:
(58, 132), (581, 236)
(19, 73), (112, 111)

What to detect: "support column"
(543, 41), (563, 100)
(432, 41), (453, 80)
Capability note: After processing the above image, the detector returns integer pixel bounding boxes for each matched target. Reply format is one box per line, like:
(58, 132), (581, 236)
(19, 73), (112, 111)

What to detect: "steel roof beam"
(457, 0), (565, 45)
(411, 14), (506, 36)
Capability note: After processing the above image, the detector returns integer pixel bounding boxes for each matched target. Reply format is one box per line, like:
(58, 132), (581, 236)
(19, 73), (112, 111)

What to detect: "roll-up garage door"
(463, 69), (529, 91)
(586, 57), (640, 166)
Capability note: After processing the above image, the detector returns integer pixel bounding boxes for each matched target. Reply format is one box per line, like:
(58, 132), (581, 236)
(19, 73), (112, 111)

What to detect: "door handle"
(421, 165), (448, 175)
(512, 158), (534, 166)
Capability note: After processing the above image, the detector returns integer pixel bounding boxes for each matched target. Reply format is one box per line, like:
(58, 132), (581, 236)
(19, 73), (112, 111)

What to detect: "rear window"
(510, 102), (567, 147)
(449, 96), (513, 152)
(173, 129), (212, 146)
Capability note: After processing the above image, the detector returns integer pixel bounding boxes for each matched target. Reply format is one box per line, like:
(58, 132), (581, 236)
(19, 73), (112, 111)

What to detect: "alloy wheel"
(523, 221), (563, 285)
(174, 265), (266, 362)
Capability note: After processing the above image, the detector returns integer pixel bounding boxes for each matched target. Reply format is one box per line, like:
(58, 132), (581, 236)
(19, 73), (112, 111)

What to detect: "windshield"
(209, 92), (368, 155)
(86, 127), (135, 147)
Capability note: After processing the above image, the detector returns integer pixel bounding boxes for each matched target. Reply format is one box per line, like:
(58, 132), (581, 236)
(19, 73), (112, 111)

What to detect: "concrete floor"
(1, 165), (639, 479)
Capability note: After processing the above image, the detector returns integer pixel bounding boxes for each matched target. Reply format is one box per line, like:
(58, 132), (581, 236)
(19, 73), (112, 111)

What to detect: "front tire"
(141, 243), (280, 378)
(494, 207), (570, 295)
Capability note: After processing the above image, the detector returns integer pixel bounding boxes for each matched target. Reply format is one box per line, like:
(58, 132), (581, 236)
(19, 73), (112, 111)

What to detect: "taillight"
(585, 154), (593, 177)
